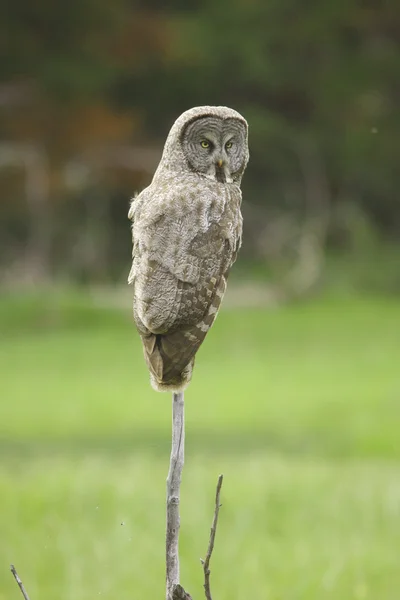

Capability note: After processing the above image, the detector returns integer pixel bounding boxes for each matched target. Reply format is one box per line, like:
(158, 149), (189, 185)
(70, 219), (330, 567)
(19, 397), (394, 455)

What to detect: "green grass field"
(1, 290), (399, 599)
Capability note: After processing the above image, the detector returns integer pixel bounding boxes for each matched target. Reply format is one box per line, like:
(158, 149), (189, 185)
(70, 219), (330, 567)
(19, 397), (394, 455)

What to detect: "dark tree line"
(0, 0), (399, 289)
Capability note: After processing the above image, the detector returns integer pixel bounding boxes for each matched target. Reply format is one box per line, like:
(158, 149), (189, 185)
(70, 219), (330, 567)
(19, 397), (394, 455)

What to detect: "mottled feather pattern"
(128, 106), (248, 392)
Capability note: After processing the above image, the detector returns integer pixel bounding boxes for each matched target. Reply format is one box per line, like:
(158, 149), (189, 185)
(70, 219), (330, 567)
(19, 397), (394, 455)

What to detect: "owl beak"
(217, 159), (224, 168)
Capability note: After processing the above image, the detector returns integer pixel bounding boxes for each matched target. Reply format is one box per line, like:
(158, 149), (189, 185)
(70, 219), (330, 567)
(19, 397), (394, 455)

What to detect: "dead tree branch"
(166, 391), (186, 600)
(165, 395), (224, 599)
(201, 474), (224, 600)
(10, 565), (31, 600)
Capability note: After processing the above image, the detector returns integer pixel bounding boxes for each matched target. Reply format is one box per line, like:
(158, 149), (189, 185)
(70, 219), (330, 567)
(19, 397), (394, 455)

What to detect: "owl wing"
(145, 248), (232, 387)
(129, 183), (242, 389)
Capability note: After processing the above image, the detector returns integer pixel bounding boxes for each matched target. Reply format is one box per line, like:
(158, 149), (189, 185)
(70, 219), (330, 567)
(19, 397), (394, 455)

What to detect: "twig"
(10, 565), (31, 600)
(166, 391), (185, 600)
(201, 474), (224, 600)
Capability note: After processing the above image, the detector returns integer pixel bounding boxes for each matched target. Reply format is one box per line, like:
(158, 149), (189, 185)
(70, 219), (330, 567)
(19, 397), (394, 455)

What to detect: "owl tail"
(150, 360), (194, 393)
(140, 328), (203, 393)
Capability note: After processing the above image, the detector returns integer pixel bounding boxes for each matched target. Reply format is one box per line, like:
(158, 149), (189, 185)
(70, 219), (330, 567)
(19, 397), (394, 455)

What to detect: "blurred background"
(1, 1), (400, 599)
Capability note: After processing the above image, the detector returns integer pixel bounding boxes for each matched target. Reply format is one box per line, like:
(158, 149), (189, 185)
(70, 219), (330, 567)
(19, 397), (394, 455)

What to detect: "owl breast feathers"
(128, 106), (249, 392)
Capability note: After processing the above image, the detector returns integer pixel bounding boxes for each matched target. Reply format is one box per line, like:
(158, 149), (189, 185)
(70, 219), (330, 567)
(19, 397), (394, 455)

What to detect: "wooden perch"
(166, 391), (186, 600)
(165, 391), (224, 600)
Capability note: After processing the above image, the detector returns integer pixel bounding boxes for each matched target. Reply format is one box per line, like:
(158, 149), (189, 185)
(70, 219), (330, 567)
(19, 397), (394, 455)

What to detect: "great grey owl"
(128, 106), (249, 392)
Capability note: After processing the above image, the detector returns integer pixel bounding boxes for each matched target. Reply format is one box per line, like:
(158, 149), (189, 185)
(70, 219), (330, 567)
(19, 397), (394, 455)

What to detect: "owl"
(128, 106), (249, 392)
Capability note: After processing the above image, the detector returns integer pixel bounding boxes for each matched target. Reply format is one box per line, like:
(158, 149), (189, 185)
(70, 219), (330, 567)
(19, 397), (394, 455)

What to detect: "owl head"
(156, 106), (249, 185)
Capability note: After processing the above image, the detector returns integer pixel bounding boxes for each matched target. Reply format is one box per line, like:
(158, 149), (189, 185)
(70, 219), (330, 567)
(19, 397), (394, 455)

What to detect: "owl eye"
(200, 140), (210, 149)
(225, 141), (233, 150)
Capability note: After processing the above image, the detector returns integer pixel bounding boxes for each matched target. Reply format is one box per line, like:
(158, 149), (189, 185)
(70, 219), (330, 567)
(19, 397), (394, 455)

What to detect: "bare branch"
(10, 565), (31, 600)
(201, 474), (224, 600)
(166, 391), (185, 600)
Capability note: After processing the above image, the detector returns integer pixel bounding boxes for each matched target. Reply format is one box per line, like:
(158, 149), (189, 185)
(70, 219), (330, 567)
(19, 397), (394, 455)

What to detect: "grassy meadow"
(0, 289), (399, 599)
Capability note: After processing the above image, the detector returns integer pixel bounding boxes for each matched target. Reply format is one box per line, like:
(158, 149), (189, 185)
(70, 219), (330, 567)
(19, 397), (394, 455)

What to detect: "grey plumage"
(128, 106), (249, 392)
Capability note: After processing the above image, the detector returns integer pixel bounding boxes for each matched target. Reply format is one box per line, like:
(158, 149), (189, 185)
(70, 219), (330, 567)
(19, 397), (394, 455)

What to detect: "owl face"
(180, 115), (248, 184)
